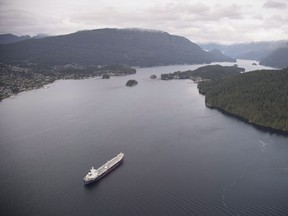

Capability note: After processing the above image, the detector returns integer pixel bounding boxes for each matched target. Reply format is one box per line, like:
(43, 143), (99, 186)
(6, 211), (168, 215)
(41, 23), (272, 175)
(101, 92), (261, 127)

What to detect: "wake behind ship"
(83, 152), (124, 184)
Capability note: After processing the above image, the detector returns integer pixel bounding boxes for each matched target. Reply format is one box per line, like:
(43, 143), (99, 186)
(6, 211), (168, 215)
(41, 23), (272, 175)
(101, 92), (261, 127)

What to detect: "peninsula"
(161, 64), (288, 133)
(161, 65), (244, 81)
(199, 69), (288, 133)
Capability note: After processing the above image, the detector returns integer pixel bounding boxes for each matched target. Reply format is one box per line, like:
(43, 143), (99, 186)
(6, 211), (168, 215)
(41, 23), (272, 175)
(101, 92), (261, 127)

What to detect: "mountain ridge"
(0, 33), (49, 44)
(199, 40), (288, 61)
(0, 34), (31, 44)
(0, 28), (235, 67)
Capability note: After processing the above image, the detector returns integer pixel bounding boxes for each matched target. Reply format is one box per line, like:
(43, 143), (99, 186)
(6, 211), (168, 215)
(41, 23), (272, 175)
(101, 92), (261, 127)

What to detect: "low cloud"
(67, 3), (247, 43)
(70, 3), (244, 29)
(263, 0), (287, 9)
(0, 0), (287, 43)
(0, 9), (64, 36)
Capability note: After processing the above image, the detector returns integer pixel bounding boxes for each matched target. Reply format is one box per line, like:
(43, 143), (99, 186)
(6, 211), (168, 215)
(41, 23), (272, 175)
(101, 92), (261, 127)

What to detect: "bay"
(0, 60), (287, 216)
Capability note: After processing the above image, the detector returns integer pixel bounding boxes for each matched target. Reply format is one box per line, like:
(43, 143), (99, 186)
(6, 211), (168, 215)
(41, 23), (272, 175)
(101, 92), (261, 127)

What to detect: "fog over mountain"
(1, 0), (288, 44)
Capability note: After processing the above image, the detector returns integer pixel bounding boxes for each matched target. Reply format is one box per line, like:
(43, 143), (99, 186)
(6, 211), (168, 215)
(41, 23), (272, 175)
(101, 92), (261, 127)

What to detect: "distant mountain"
(0, 34), (49, 44)
(0, 34), (31, 44)
(0, 28), (235, 67)
(32, 34), (50, 39)
(260, 47), (288, 69)
(208, 49), (236, 62)
(200, 41), (288, 61)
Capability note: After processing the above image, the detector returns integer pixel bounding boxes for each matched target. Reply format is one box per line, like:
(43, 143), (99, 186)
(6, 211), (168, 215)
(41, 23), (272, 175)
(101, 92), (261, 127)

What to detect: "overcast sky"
(0, 0), (287, 44)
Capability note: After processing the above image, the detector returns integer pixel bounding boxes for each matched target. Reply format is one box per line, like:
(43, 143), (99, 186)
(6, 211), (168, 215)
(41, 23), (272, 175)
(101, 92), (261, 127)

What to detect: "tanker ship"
(83, 152), (124, 184)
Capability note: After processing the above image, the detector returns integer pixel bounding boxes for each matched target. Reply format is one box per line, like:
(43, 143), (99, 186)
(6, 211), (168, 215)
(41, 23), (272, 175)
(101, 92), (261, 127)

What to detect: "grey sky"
(0, 0), (287, 44)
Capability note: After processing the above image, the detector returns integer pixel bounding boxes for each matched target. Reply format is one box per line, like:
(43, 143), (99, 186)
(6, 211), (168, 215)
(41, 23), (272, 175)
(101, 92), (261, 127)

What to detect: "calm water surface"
(0, 60), (287, 216)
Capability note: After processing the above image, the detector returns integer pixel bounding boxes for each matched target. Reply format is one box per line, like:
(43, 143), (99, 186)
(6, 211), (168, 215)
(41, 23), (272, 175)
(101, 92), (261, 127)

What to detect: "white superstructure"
(83, 152), (124, 184)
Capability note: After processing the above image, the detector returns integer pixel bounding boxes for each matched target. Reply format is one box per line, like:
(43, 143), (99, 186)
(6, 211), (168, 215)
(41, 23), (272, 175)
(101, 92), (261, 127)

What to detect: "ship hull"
(84, 158), (123, 185)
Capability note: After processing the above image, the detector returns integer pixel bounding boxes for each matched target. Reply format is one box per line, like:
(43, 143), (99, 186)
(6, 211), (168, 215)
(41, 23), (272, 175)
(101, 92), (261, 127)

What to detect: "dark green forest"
(199, 69), (288, 132)
(161, 65), (244, 80)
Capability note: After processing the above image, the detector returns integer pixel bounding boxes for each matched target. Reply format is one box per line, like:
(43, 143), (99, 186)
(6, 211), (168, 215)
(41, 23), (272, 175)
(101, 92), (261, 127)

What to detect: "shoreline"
(206, 103), (288, 136)
(0, 64), (136, 102)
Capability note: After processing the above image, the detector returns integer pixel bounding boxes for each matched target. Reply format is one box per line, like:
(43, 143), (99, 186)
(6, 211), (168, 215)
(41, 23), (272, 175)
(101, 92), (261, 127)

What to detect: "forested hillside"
(161, 65), (244, 80)
(201, 69), (288, 132)
(260, 48), (288, 69)
(0, 28), (235, 67)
